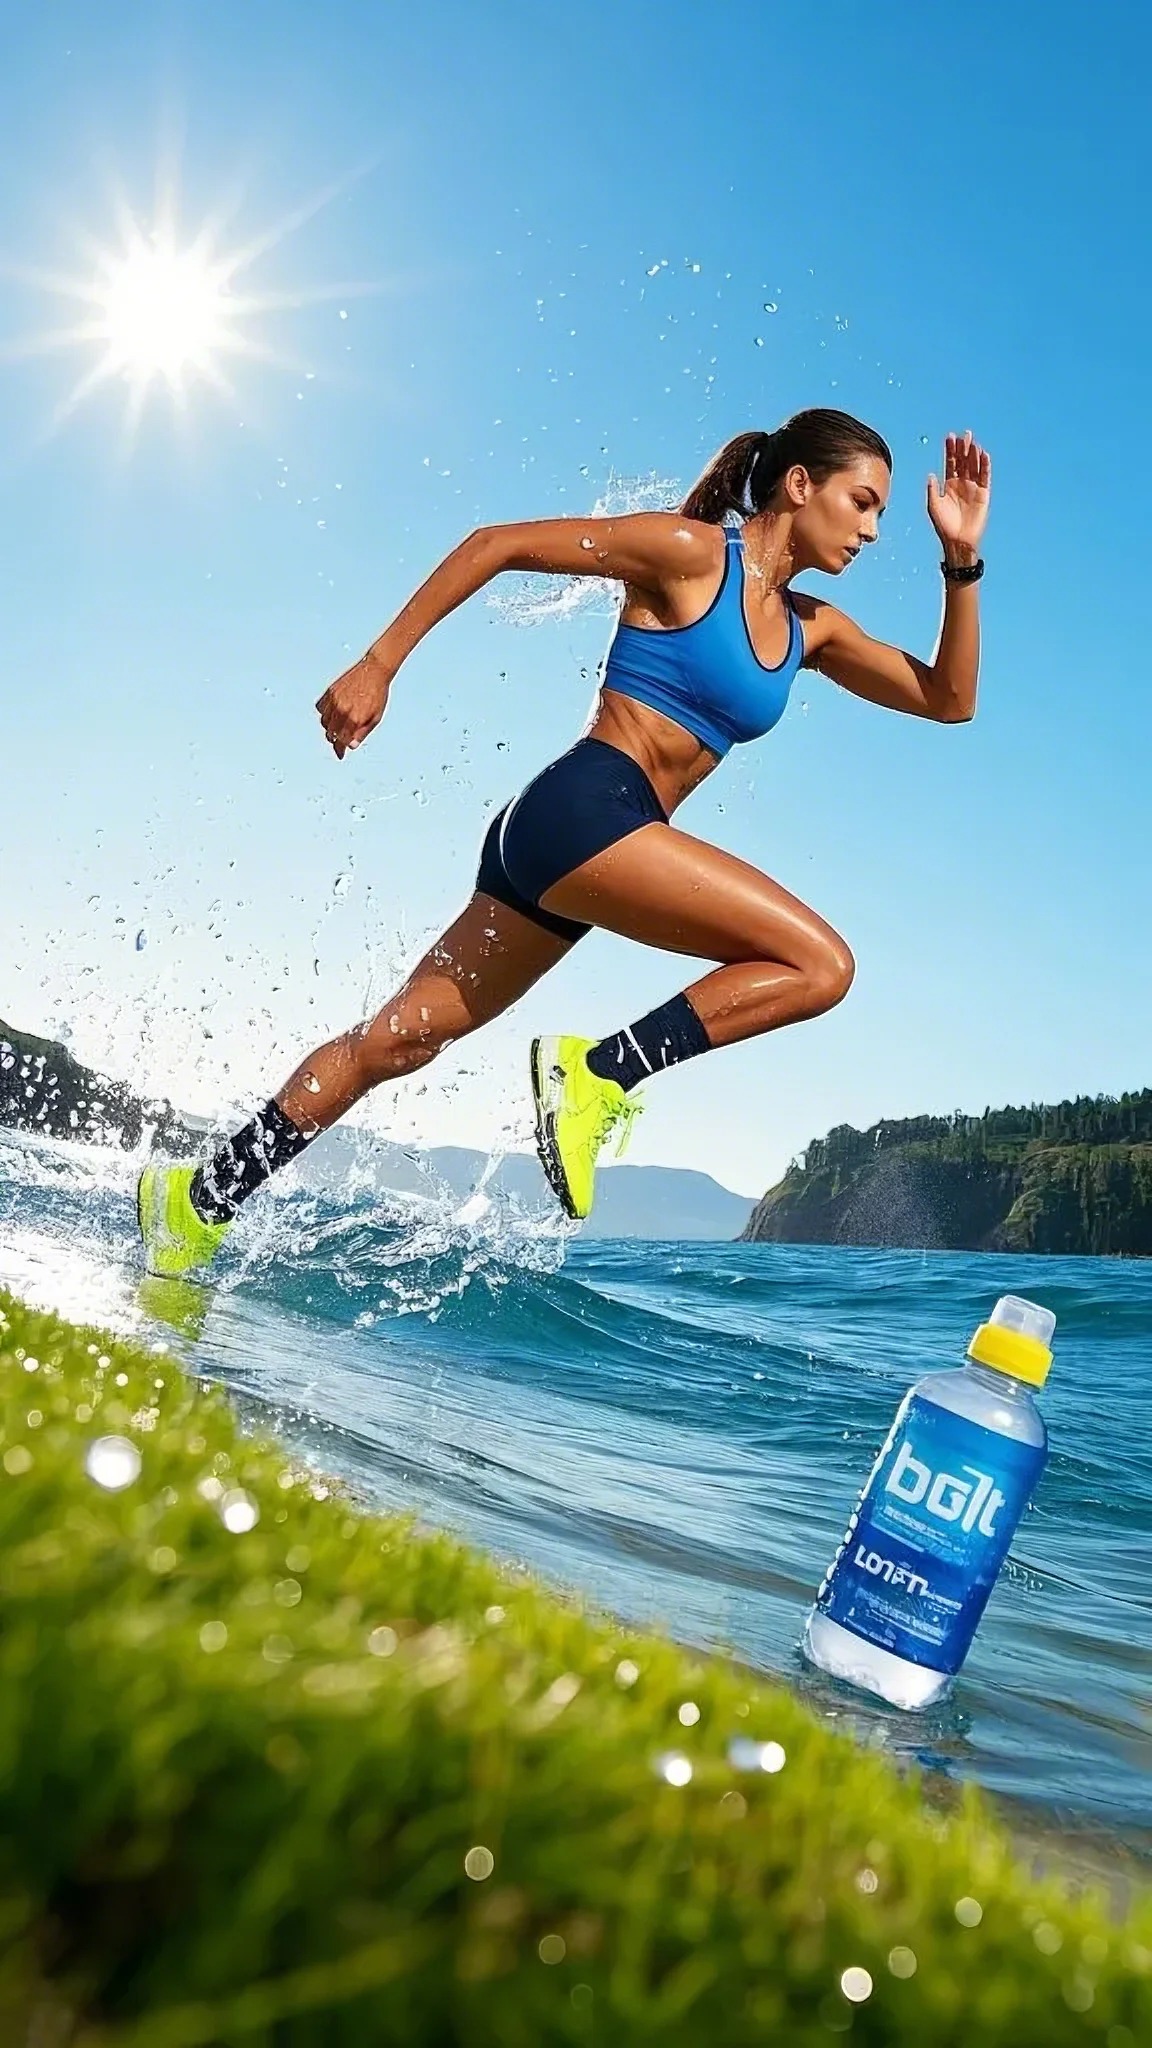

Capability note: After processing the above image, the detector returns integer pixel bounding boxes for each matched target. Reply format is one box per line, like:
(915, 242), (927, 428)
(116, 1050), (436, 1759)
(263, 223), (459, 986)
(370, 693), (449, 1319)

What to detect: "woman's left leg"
(527, 819), (854, 1217)
(539, 818), (855, 1069)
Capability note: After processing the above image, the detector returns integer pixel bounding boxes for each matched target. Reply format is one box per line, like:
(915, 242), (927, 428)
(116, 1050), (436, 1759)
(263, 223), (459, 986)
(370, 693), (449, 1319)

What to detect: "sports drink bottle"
(803, 1294), (1054, 1709)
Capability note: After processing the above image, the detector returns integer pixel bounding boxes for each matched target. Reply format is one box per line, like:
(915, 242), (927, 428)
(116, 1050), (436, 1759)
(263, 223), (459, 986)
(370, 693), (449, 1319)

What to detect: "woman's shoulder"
(651, 510), (729, 563)
(616, 515), (727, 627)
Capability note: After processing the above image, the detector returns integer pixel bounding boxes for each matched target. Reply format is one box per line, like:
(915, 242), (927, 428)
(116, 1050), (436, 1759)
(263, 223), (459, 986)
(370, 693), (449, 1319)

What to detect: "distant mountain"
(0, 1018), (752, 1243)
(742, 1092), (1152, 1256)
(291, 1126), (753, 1242)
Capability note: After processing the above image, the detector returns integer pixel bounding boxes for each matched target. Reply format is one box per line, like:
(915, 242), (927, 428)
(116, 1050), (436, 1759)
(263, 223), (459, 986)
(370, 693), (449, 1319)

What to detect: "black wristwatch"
(941, 557), (984, 584)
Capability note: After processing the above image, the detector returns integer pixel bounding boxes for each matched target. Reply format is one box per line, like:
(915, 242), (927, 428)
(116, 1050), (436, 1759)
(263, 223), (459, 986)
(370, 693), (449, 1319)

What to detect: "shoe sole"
(530, 1037), (580, 1221)
(137, 1164), (170, 1277)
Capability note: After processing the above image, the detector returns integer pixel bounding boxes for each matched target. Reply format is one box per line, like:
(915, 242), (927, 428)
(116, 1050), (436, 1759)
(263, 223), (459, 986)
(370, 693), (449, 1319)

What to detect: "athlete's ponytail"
(680, 409), (892, 524)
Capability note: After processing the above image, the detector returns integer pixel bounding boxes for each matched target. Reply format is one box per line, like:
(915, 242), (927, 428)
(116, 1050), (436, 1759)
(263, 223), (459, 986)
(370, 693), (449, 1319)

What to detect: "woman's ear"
(784, 463), (811, 507)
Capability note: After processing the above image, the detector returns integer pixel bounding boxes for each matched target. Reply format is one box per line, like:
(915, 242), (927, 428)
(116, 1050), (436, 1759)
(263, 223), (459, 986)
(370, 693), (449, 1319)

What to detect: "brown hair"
(681, 409), (893, 524)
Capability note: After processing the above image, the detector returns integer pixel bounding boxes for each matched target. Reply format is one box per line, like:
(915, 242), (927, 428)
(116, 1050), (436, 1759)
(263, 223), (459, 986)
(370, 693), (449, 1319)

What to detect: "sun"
(95, 231), (236, 389)
(3, 167), (374, 441)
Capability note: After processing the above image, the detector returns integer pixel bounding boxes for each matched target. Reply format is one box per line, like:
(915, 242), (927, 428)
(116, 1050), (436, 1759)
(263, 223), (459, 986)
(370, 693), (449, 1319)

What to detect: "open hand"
(316, 650), (393, 760)
(927, 432), (991, 554)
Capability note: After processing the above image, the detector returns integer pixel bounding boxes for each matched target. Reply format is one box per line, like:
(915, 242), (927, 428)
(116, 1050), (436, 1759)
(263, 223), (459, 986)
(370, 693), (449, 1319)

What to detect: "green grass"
(0, 1286), (1148, 2046)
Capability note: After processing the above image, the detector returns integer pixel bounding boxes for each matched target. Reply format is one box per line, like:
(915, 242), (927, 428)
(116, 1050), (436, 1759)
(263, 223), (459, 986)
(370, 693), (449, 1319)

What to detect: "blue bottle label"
(815, 1393), (1047, 1674)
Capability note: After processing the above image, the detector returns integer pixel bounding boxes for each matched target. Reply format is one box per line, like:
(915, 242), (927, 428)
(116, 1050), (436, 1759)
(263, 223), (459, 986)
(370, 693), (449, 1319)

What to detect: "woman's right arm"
(316, 514), (717, 757)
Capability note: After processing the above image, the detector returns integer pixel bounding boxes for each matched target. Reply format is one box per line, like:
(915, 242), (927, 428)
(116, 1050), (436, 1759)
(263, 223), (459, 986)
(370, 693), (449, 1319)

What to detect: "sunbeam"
(1, 162), (381, 443)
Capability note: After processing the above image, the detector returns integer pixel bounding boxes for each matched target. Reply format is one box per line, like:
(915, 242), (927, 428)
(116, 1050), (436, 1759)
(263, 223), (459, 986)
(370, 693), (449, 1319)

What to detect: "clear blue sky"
(1, 1), (1149, 1198)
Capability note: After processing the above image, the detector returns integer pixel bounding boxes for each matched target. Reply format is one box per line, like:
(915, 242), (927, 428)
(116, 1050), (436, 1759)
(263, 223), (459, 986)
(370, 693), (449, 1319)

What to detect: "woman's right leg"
(277, 893), (574, 1131)
(191, 891), (575, 1221)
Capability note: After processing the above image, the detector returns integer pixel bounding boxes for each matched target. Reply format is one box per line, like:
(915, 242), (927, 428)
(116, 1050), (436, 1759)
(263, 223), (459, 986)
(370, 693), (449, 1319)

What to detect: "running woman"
(138, 411), (990, 1275)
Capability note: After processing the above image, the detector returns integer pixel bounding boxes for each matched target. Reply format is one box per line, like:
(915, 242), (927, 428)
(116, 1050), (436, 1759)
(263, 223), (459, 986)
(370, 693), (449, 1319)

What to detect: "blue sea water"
(2, 1127), (1149, 1864)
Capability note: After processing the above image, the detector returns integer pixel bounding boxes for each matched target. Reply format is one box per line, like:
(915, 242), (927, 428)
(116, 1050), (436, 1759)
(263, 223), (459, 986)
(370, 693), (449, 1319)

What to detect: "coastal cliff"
(742, 1091), (1152, 1255)
(0, 1019), (195, 1153)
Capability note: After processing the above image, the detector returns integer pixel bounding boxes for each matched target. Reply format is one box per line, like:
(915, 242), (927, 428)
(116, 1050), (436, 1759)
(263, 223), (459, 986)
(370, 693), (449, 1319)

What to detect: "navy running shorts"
(475, 736), (668, 944)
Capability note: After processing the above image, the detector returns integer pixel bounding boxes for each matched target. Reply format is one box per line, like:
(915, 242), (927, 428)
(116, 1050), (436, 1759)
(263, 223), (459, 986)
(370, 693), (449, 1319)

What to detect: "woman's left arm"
(805, 431), (991, 724)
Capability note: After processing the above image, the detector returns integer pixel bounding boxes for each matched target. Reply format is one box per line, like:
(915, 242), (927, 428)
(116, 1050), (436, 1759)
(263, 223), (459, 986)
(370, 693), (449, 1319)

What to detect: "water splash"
(486, 470), (680, 627)
(236, 1158), (570, 1324)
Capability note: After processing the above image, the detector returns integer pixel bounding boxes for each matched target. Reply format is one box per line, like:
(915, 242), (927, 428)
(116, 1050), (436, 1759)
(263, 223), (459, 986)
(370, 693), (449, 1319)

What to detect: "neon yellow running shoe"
(530, 1034), (643, 1221)
(137, 1163), (230, 1278)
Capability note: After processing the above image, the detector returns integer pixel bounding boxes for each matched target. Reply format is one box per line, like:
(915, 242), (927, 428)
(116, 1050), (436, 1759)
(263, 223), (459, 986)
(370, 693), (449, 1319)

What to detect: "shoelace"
(596, 1092), (644, 1160)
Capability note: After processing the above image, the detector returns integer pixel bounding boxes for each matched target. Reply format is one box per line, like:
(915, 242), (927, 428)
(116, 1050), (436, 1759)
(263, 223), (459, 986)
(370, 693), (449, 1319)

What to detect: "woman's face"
(792, 456), (891, 573)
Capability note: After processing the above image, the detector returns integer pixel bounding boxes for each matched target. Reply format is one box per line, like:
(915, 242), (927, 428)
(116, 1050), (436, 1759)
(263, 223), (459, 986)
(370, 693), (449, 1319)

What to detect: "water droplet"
(85, 1435), (141, 1491)
(219, 1489), (259, 1534)
(919, 434), (929, 445)
(135, 929), (147, 951)
(754, 337), (765, 348)
(645, 263), (661, 277)
(727, 1737), (786, 1773)
(302, 1071), (321, 1094)
(841, 1967), (873, 2004)
(579, 535), (594, 550)
(762, 301), (778, 314)
(332, 872), (352, 897)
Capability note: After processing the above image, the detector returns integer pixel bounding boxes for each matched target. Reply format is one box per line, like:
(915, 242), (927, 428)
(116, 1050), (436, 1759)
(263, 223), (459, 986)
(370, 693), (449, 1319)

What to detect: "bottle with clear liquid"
(803, 1295), (1054, 1710)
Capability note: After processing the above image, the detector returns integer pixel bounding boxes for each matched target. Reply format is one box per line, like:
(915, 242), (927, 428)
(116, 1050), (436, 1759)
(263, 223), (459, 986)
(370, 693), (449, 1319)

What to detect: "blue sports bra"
(600, 521), (805, 758)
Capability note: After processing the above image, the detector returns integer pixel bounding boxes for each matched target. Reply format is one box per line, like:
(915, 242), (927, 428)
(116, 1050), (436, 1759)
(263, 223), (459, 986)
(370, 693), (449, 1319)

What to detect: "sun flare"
(96, 233), (235, 388)
(3, 167), (373, 443)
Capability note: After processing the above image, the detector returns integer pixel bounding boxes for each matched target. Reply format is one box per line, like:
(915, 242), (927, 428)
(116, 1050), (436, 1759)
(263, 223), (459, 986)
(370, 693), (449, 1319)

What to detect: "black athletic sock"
(189, 1099), (314, 1223)
(585, 992), (712, 1093)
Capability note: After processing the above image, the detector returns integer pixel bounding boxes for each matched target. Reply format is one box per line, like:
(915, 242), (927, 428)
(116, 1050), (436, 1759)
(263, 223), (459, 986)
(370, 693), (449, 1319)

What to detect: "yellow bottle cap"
(966, 1294), (1054, 1388)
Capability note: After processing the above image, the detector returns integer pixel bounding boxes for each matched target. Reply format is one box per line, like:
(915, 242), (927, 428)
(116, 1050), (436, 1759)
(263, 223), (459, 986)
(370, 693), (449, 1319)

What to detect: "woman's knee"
(809, 935), (856, 1012)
